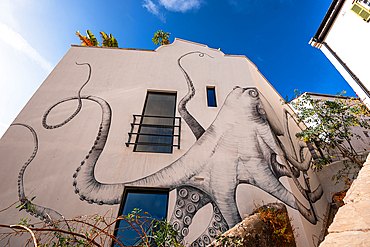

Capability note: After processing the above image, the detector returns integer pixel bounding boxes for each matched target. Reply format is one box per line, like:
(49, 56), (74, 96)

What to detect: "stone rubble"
(207, 214), (273, 247)
(319, 154), (370, 246)
(207, 203), (295, 247)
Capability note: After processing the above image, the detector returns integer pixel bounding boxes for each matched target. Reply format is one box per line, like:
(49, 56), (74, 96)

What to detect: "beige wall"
(0, 39), (328, 246)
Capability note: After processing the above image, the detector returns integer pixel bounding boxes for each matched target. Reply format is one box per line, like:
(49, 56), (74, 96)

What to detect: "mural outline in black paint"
(14, 53), (323, 246)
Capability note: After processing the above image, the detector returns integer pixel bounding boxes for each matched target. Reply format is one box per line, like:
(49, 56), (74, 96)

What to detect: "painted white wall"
(0, 39), (328, 246)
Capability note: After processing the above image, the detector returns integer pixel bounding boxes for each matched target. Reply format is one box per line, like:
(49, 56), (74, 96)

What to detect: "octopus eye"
(248, 89), (258, 97)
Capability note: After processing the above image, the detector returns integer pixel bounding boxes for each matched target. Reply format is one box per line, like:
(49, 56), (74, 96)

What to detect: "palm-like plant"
(100, 31), (118, 47)
(152, 30), (171, 46)
(76, 30), (99, 46)
(76, 30), (118, 47)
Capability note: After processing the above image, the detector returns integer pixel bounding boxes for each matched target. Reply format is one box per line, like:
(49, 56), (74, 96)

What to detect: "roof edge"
(310, 0), (346, 47)
(71, 38), (260, 72)
(298, 92), (360, 100)
(155, 38), (226, 55)
(70, 44), (156, 52)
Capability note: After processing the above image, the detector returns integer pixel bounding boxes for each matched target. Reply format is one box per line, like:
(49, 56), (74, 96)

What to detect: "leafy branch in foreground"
(0, 207), (116, 247)
(15, 195), (37, 216)
(287, 90), (370, 185)
(117, 208), (183, 247)
(0, 202), (183, 247)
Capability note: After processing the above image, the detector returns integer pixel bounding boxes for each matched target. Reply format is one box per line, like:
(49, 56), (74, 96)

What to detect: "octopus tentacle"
(270, 153), (298, 178)
(191, 203), (228, 247)
(41, 62), (205, 205)
(178, 51), (213, 140)
(279, 146), (321, 224)
(311, 184), (324, 203)
(281, 109), (312, 171)
(42, 62), (91, 129)
(12, 123), (66, 223)
(255, 91), (300, 179)
(43, 95), (125, 205)
(285, 150), (312, 172)
(39, 62), (122, 204)
(70, 96), (126, 205)
(295, 195), (318, 225)
(254, 91), (321, 224)
(258, 134), (299, 179)
(279, 111), (323, 224)
(169, 186), (228, 246)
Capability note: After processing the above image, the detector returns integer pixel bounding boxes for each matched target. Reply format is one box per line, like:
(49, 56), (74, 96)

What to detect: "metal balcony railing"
(125, 115), (181, 150)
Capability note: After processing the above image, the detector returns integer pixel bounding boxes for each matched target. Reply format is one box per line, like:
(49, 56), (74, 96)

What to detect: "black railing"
(126, 115), (181, 149)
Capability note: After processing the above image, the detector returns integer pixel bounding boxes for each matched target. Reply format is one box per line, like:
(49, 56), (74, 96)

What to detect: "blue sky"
(0, 0), (356, 137)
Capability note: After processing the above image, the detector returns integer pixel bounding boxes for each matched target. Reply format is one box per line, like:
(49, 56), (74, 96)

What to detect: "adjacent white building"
(310, 0), (370, 106)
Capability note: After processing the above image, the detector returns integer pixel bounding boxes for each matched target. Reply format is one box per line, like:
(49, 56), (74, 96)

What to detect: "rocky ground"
(319, 155), (370, 246)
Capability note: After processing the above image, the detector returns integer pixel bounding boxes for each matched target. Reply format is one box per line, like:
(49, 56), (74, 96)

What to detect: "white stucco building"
(310, 0), (370, 107)
(0, 39), (329, 246)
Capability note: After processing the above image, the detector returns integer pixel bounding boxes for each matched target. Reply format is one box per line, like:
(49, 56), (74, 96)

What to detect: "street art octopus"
(14, 51), (323, 246)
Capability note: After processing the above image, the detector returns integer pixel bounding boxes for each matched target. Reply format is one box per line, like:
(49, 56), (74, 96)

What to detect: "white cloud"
(0, 22), (53, 72)
(143, 0), (203, 21)
(159, 0), (202, 12)
(0, 122), (9, 128)
(143, 0), (166, 22)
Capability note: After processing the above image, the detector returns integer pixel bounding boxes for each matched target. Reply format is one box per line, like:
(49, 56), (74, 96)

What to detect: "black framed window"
(113, 187), (169, 247)
(134, 92), (177, 153)
(206, 87), (217, 107)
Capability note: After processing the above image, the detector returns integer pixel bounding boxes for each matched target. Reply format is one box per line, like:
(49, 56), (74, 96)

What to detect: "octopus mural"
(14, 52), (323, 246)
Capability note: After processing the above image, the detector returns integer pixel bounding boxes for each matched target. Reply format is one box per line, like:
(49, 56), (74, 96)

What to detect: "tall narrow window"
(113, 187), (169, 246)
(134, 92), (177, 153)
(206, 87), (217, 107)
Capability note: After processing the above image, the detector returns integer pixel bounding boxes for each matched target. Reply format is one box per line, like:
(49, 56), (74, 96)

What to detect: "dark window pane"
(135, 92), (176, 153)
(115, 190), (168, 246)
(207, 87), (217, 107)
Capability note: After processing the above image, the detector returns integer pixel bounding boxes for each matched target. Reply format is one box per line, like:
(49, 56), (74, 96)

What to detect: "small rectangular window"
(351, 2), (370, 21)
(206, 87), (217, 107)
(113, 187), (169, 246)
